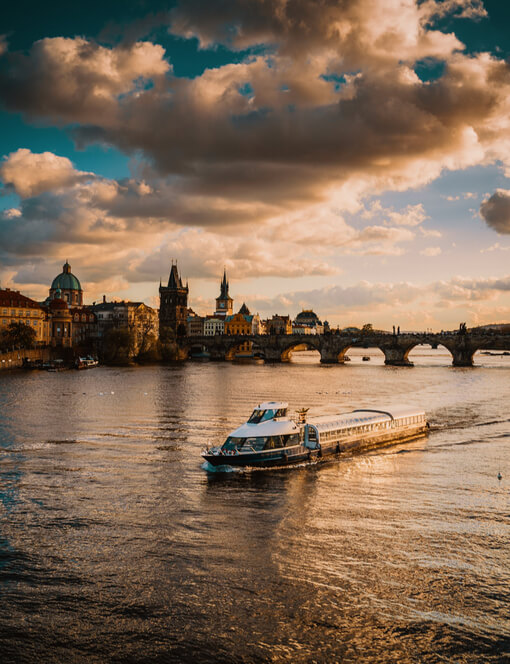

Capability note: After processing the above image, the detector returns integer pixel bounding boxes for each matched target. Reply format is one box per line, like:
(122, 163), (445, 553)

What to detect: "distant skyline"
(1, 0), (510, 329)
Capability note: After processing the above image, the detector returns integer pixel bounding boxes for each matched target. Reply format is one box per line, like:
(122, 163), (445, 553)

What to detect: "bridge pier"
(382, 347), (414, 366)
(209, 348), (227, 361)
(450, 347), (474, 367)
(320, 340), (345, 364)
(320, 353), (340, 364)
(263, 348), (284, 362)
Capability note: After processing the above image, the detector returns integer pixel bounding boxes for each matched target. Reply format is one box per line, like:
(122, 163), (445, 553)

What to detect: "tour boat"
(202, 401), (427, 469)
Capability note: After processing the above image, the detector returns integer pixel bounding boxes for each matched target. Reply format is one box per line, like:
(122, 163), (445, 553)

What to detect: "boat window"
(241, 437), (267, 451)
(286, 433), (300, 446)
(247, 408), (281, 423)
(222, 436), (268, 451)
(307, 427), (317, 442)
(248, 409), (264, 423)
(223, 436), (245, 450)
(265, 436), (283, 449)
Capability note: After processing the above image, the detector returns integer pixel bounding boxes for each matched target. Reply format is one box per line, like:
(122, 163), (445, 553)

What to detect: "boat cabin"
(221, 402), (301, 453)
(305, 406), (426, 448)
(247, 401), (288, 424)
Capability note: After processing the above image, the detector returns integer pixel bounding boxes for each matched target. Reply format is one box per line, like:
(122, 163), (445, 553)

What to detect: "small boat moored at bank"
(202, 402), (427, 469)
(75, 356), (99, 369)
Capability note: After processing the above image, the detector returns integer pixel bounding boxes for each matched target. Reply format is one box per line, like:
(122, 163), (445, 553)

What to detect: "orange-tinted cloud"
(480, 189), (510, 234)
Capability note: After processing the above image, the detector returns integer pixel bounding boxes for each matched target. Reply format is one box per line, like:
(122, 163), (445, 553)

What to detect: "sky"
(1, 0), (510, 330)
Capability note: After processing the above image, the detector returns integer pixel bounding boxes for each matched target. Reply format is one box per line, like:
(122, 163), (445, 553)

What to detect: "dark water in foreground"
(0, 349), (509, 663)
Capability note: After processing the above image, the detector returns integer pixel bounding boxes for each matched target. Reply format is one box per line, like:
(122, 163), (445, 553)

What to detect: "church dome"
(295, 309), (321, 325)
(51, 262), (82, 292)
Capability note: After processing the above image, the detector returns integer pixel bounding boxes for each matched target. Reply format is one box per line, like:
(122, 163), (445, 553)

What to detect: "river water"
(0, 348), (509, 663)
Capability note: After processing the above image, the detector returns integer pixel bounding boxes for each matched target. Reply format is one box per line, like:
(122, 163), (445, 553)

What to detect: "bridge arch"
(224, 336), (258, 361)
(406, 341), (454, 366)
(280, 338), (322, 362)
(339, 345), (386, 363)
(392, 338), (477, 367)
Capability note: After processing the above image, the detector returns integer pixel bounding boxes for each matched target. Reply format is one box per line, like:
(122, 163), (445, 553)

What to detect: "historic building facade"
(0, 289), (49, 345)
(187, 313), (205, 336)
(264, 314), (292, 335)
(91, 298), (158, 352)
(159, 263), (189, 337)
(48, 297), (73, 347)
(292, 310), (324, 334)
(45, 261), (98, 347)
(204, 316), (224, 336)
(225, 303), (255, 355)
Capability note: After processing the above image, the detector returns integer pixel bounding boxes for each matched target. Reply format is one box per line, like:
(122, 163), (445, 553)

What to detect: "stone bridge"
(185, 332), (510, 366)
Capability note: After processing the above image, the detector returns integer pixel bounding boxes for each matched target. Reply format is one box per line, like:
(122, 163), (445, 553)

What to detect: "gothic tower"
(159, 262), (189, 337)
(215, 269), (233, 318)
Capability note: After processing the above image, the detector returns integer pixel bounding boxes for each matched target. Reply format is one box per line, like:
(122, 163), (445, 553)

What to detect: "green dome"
(51, 262), (82, 292)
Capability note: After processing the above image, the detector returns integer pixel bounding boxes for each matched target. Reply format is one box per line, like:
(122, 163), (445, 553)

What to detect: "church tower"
(215, 269), (233, 318)
(159, 262), (189, 337)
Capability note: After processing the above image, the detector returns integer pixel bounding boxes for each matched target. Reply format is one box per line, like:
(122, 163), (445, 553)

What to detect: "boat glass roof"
(308, 407), (425, 433)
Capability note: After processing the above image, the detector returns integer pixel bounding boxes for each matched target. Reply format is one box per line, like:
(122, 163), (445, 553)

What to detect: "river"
(0, 348), (509, 663)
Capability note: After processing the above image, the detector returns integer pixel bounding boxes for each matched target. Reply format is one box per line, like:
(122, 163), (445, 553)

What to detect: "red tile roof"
(0, 289), (43, 310)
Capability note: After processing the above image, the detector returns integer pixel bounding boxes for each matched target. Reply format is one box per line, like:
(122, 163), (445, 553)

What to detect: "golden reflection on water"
(0, 356), (509, 662)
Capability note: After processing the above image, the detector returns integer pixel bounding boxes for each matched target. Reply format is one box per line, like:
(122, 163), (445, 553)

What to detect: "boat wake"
(201, 460), (239, 473)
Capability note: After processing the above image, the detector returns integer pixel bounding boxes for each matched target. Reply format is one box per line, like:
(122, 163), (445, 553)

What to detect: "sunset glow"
(1, 0), (510, 329)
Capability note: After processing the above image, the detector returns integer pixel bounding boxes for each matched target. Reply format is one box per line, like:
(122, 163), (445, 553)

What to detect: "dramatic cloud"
(0, 2), (508, 233)
(169, 0), (465, 65)
(0, 150), (420, 292)
(0, 37), (169, 125)
(480, 189), (510, 234)
(0, 149), (95, 197)
(1, 1), (509, 327)
(420, 0), (487, 22)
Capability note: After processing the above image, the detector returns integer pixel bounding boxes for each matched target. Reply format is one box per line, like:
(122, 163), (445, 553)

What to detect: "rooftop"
(51, 261), (82, 292)
(0, 289), (43, 309)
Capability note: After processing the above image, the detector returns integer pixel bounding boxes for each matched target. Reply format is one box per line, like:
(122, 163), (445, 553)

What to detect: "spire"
(167, 263), (183, 289)
(220, 268), (229, 298)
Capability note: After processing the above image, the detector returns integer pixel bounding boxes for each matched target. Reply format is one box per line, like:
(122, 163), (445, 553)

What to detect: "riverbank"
(0, 348), (51, 371)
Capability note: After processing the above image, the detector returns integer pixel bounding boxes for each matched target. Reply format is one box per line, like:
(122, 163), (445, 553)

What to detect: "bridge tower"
(215, 269), (233, 318)
(159, 262), (188, 337)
